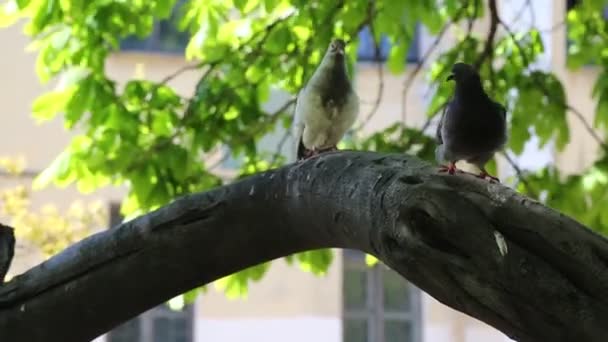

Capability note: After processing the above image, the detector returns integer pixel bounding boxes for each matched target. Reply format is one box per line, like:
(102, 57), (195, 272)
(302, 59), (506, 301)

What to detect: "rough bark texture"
(0, 152), (607, 342)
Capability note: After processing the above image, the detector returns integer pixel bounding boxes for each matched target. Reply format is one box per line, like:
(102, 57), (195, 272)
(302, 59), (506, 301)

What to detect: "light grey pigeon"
(435, 62), (507, 182)
(292, 39), (359, 161)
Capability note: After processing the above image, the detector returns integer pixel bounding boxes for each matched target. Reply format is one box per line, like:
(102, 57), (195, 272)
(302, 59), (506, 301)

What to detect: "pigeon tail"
(296, 137), (307, 160)
(435, 145), (445, 163)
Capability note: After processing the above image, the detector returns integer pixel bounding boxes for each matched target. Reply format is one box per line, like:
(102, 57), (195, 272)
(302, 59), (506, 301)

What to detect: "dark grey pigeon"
(435, 62), (507, 182)
(0, 224), (15, 284)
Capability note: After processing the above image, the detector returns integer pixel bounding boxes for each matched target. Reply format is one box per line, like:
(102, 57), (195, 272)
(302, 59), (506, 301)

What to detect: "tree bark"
(0, 152), (606, 342)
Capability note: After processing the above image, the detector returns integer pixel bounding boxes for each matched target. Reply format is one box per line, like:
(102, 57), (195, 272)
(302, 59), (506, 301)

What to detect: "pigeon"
(435, 62), (507, 182)
(292, 39), (359, 161)
(0, 224), (15, 284)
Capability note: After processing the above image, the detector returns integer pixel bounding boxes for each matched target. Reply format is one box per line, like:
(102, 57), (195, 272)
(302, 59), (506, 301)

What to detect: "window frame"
(105, 203), (196, 342)
(342, 249), (423, 342)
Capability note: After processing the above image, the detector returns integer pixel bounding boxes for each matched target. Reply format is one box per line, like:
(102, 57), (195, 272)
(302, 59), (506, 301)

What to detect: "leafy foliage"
(2, 0), (607, 300)
(0, 157), (106, 260)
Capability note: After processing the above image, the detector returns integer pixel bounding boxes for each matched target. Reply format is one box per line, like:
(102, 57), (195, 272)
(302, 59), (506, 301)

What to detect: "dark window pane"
(107, 317), (141, 342)
(121, 0), (189, 53)
(382, 267), (411, 312)
(344, 318), (368, 342)
(344, 268), (367, 311)
(174, 317), (187, 332)
(154, 317), (171, 342)
(357, 25), (420, 63)
(152, 303), (193, 342)
(173, 317), (189, 342)
(384, 320), (412, 342)
(357, 26), (391, 60)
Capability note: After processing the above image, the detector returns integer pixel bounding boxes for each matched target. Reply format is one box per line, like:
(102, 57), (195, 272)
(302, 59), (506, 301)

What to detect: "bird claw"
(299, 149), (321, 161)
(318, 145), (338, 154)
(438, 163), (461, 175)
(477, 172), (500, 183)
(299, 146), (338, 161)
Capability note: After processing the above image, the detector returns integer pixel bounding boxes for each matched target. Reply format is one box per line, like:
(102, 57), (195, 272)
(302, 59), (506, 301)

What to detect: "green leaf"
(295, 249), (334, 275)
(16, 0), (30, 10)
(214, 262), (271, 299)
(263, 0), (279, 12)
(365, 254), (379, 266)
(155, 0), (176, 18)
(263, 25), (292, 54)
(33, 150), (74, 189)
(233, 0), (248, 12)
(31, 87), (76, 122)
(151, 111), (176, 137)
(387, 43), (407, 74)
(167, 295), (184, 310)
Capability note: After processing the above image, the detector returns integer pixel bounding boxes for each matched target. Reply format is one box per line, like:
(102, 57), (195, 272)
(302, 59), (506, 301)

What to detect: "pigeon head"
(326, 39), (346, 60)
(446, 62), (481, 85)
(309, 38), (351, 93)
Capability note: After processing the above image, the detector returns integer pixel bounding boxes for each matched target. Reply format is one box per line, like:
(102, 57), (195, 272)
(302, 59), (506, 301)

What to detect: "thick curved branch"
(0, 152), (607, 342)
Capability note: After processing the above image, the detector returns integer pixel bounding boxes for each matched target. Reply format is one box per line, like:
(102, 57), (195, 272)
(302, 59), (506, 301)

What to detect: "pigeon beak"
(446, 73), (455, 81)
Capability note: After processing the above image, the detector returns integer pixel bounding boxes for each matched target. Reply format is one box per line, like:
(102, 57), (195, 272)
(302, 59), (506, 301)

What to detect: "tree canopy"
(1, 0), (607, 305)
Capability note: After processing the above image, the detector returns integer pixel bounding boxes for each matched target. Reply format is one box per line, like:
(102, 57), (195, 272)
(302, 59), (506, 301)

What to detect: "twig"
(537, 20), (566, 34)
(527, 0), (536, 28)
(355, 2), (384, 131)
(420, 116), (434, 133)
(400, 16), (456, 123)
(500, 151), (537, 198)
(401, 3), (472, 126)
(270, 130), (291, 166)
(209, 98), (296, 172)
(207, 149), (231, 171)
(159, 62), (204, 86)
(473, 0), (499, 70)
(509, 0), (532, 28)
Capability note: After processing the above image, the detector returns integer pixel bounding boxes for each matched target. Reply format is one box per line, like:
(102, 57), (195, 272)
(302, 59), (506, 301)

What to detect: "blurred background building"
(0, 0), (598, 341)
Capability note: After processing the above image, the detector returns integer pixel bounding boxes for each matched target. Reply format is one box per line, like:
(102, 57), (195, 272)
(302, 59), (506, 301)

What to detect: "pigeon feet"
(298, 148), (319, 160)
(438, 162), (461, 175)
(477, 171), (500, 183)
(300, 146), (339, 161)
(321, 145), (339, 153)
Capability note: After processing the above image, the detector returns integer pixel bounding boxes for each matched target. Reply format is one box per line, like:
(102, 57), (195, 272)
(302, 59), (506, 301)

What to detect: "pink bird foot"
(438, 162), (461, 175)
(477, 171), (500, 183)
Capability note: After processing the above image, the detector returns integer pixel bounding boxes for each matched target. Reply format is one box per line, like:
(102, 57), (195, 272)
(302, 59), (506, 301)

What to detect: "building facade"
(0, 1), (599, 341)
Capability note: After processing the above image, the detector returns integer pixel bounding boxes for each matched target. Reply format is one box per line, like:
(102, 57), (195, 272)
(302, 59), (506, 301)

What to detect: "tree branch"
(473, 0), (499, 70)
(399, 7), (459, 123)
(0, 152), (607, 342)
(500, 151), (538, 198)
(355, 11), (385, 130)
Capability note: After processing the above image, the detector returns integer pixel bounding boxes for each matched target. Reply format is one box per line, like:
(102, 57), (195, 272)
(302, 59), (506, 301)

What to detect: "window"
(107, 303), (195, 342)
(342, 249), (422, 342)
(105, 203), (195, 342)
(357, 25), (420, 63)
(120, 0), (189, 54)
